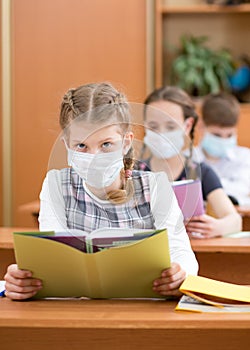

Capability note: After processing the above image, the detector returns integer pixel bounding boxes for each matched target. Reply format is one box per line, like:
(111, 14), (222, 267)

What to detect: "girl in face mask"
(138, 86), (242, 239)
(4, 82), (198, 300)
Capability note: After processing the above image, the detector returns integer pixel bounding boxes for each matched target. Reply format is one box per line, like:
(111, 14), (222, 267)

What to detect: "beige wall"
(8, 0), (147, 227)
(0, 3), (2, 225)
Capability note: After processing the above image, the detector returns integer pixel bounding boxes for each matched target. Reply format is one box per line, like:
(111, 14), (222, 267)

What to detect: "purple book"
(45, 233), (87, 252)
(172, 179), (205, 219)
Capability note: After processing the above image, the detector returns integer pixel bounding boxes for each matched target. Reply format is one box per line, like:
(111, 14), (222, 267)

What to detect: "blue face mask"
(201, 132), (237, 158)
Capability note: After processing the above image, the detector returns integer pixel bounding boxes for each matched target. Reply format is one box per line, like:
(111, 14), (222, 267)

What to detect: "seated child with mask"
(138, 86), (242, 238)
(196, 92), (250, 206)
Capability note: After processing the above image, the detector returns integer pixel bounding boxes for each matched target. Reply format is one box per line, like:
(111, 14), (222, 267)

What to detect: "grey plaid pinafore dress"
(60, 168), (155, 233)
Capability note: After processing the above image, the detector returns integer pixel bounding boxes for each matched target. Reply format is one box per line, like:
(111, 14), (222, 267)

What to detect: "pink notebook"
(172, 179), (205, 219)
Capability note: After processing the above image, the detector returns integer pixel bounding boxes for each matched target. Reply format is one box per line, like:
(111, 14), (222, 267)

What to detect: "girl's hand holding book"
(152, 263), (186, 297)
(4, 264), (42, 300)
(185, 214), (222, 239)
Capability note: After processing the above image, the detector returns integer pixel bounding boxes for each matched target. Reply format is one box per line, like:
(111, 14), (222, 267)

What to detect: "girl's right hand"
(4, 264), (43, 300)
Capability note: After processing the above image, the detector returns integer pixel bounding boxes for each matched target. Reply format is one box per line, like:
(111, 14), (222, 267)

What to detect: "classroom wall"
(237, 104), (250, 148)
(9, 0), (147, 227)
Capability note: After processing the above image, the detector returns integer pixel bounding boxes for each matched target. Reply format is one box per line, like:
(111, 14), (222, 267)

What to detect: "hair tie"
(125, 169), (132, 179)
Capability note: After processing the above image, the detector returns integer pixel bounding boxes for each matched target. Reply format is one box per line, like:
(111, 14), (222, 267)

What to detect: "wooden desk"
(0, 298), (250, 350)
(191, 236), (250, 285)
(0, 227), (37, 279)
(237, 206), (250, 231)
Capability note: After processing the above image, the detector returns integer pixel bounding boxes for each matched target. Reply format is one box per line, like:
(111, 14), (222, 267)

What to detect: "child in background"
(138, 86), (242, 239)
(196, 92), (250, 206)
(4, 82), (198, 300)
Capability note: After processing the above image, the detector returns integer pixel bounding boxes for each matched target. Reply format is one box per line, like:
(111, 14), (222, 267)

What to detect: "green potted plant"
(171, 35), (236, 96)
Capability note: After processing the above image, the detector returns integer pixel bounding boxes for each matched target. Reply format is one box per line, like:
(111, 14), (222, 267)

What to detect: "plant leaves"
(170, 35), (236, 96)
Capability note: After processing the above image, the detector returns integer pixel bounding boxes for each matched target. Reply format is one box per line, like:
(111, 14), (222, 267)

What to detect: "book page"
(89, 227), (156, 238)
(172, 179), (194, 186)
(183, 291), (249, 307)
(176, 295), (250, 313)
(87, 229), (163, 253)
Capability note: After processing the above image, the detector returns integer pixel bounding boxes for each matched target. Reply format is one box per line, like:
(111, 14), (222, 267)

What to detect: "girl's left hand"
(152, 263), (186, 296)
(185, 214), (222, 239)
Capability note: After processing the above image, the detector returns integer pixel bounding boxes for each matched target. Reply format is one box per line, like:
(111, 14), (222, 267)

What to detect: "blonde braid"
(62, 88), (78, 113)
(106, 146), (135, 204)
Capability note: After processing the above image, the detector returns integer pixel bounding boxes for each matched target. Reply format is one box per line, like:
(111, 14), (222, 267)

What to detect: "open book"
(176, 275), (250, 313)
(31, 227), (159, 253)
(13, 228), (170, 299)
(172, 179), (205, 219)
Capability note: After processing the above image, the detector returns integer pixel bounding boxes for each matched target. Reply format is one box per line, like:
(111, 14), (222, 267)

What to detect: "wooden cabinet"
(155, 0), (250, 87)
(155, 0), (250, 148)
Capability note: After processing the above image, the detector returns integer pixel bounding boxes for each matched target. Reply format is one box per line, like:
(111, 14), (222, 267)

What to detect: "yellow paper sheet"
(180, 275), (250, 304)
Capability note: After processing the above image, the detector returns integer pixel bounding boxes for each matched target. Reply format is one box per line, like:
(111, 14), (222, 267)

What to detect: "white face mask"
(201, 132), (237, 158)
(144, 129), (185, 159)
(67, 148), (124, 189)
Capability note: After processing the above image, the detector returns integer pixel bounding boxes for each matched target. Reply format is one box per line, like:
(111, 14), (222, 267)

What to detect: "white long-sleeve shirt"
(39, 169), (198, 276)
